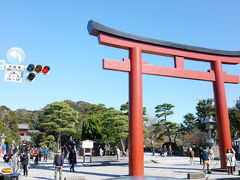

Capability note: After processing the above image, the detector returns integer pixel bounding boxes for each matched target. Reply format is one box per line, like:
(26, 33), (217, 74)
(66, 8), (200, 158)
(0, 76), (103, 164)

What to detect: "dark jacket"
(54, 155), (64, 167)
(199, 149), (203, 158)
(68, 151), (77, 164)
(21, 154), (29, 165)
(202, 150), (209, 161)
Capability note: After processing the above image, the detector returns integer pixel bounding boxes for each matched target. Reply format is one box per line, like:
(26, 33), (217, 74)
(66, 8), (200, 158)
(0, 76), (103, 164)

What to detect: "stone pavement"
(16, 153), (240, 180)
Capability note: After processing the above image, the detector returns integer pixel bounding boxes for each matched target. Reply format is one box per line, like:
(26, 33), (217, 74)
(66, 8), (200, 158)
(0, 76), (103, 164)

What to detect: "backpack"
(189, 150), (194, 157)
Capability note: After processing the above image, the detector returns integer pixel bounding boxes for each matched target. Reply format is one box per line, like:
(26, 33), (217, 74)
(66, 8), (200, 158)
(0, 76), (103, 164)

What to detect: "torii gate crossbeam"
(87, 20), (240, 176)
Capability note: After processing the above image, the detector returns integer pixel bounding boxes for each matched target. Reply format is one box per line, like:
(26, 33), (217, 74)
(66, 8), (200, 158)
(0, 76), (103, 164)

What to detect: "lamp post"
(202, 116), (216, 147)
(202, 116), (221, 161)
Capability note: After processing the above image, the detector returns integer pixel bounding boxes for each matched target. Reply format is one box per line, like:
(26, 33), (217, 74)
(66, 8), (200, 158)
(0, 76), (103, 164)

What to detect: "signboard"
(82, 140), (94, 149)
(7, 47), (25, 64)
(4, 64), (25, 82)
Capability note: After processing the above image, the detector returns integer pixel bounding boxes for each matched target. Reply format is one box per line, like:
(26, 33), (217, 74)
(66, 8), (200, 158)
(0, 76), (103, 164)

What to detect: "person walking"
(33, 147), (38, 165)
(225, 148), (236, 175)
(20, 151), (29, 177)
(68, 149), (77, 172)
(34, 153), (39, 168)
(202, 146), (211, 174)
(54, 150), (64, 180)
(38, 147), (43, 162)
(162, 145), (167, 157)
(188, 147), (195, 166)
(29, 147), (34, 162)
(43, 146), (49, 162)
(168, 145), (173, 156)
(10, 150), (19, 173)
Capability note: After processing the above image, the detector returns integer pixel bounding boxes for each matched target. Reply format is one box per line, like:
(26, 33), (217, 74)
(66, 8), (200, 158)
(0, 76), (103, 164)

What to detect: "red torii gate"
(87, 20), (240, 176)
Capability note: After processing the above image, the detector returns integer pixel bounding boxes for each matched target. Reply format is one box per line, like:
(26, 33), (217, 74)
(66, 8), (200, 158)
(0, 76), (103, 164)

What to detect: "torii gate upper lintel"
(87, 20), (240, 176)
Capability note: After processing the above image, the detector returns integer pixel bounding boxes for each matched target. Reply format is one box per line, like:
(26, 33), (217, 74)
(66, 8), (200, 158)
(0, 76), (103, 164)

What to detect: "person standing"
(116, 147), (121, 161)
(54, 150), (64, 180)
(62, 145), (68, 160)
(202, 146), (211, 174)
(68, 149), (76, 172)
(10, 150), (19, 173)
(38, 147), (43, 162)
(7, 144), (13, 155)
(1, 143), (6, 156)
(20, 151), (29, 177)
(162, 145), (167, 157)
(225, 148), (236, 175)
(33, 147), (38, 166)
(43, 146), (49, 162)
(168, 145), (173, 156)
(29, 147), (34, 162)
(99, 148), (103, 156)
(188, 148), (195, 166)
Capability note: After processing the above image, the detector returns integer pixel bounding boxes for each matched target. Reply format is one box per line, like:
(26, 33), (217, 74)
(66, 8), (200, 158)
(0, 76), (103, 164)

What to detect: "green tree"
(120, 102), (129, 115)
(0, 106), (19, 144)
(39, 135), (57, 150)
(120, 102), (148, 121)
(15, 109), (32, 124)
(40, 102), (79, 150)
(154, 103), (177, 143)
(195, 98), (215, 131)
(15, 109), (44, 129)
(180, 113), (197, 133)
(64, 100), (93, 131)
(82, 114), (103, 140)
(158, 121), (178, 143)
(155, 104), (175, 121)
(88, 104), (109, 115)
(101, 109), (128, 154)
(81, 104), (109, 140)
(229, 98), (240, 138)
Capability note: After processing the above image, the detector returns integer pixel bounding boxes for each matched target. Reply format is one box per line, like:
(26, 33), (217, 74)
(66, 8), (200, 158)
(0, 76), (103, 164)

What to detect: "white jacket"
(226, 150), (236, 167)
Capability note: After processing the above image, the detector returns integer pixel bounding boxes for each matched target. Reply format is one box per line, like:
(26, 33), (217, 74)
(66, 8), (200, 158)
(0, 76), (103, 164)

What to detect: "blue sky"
(0, 0), (240, 123)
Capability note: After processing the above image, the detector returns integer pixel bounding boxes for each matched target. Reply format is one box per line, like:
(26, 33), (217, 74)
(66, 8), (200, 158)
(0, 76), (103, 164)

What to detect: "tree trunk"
(151, 135), (155, 153)
(57, 133), (61, 151)
(167, 128), (172, 143)
(120, 138), (127, 156)
(174, 134), (178, 144)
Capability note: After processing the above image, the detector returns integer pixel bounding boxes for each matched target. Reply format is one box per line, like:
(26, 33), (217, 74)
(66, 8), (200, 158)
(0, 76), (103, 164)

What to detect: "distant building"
(18, 124), (30, 136)
(18, 124), (31, 143)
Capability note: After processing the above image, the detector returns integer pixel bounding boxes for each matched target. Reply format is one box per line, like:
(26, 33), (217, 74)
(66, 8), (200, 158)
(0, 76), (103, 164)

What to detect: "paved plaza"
(13, 153), (240, 180)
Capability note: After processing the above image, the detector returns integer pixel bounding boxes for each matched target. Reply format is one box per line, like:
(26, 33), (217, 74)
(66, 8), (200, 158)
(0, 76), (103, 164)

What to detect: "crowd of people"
(153, 145), (173, 157)
(0, 143), (77, 179)
(187, 146), (237, 175)
(0, 142), (238, 179)
(1, 144), (50, 177)
(152, 143), (238, 176)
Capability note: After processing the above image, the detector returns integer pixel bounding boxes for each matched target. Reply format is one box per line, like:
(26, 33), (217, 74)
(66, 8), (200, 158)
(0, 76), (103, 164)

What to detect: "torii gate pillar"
(88, 20), (240, 176)
(212, 61), (232, 168)
(129, 47), (144, 175)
